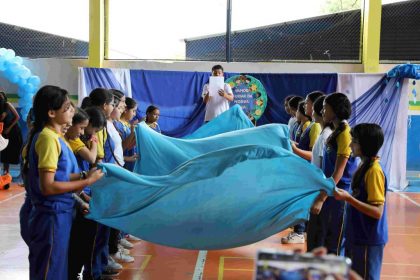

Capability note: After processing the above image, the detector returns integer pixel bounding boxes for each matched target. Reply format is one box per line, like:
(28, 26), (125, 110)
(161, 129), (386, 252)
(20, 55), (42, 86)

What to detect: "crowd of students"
(0, 63), (388, 280)
(14, 86), (161, 280)
(284, 91), (388, 280)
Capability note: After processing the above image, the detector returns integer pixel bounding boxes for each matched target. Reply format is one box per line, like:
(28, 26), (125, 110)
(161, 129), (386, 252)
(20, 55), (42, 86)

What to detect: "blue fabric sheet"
(133, 106), (289, 176)
(88, 107), (335, 250)
(183, 104), (254, 139)
(83, 68), (126, 92)
(348, 76), (403, 177)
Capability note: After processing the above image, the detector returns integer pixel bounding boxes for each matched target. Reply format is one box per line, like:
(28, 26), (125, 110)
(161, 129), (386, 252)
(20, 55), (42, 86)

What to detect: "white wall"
(0, 58), (400, 96)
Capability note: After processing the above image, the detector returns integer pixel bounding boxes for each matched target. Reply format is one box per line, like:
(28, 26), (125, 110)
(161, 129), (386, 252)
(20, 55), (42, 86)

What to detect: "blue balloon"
(4, 49), (15, 60)
(17, 88), (27, 97)
(23, 83), (35, 94)
(3, 69), (13, 79)
(19, 67), (31, 79)
(8, 62), (20, 75)
(27, 76), (41, 88)
(17, 77), (28, 88)
(19, 94), (32, 105)
(3, 60), (12, 69)
(10, 74), (19, 83)
(4, 69), (19, 83)
(0, 57), (5, 71)
(11, 56), (23, 65)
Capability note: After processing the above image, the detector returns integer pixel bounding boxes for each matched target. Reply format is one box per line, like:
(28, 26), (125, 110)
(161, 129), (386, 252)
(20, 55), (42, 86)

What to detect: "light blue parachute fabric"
(183, 104), (254, 139)
(88, 144), (335, 250)
(134, 122), (290, 176)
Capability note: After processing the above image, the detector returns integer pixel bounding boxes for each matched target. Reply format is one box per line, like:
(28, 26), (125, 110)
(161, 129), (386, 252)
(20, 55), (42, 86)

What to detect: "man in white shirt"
(202, 65), (234, 122)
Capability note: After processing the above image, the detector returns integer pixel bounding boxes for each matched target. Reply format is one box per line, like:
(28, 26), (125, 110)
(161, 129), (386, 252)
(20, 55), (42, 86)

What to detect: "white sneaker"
(119, 238), (134, 249)
(105, 256), (122, 270)
(125, 234), (141, 241)
(281, 232), (305, 244)
(112, 250), (135, 263)
(118, 244), (130, 255)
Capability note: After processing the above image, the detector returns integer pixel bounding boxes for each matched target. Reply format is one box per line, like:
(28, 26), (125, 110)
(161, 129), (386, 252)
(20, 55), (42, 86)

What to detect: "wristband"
(80, 171), (87, 180)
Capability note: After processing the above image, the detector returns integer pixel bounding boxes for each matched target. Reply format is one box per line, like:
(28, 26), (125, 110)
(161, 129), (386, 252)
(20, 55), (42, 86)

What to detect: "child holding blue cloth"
(117, 97), (139, 171)
(335, 123), (388, 280)
(312, 92), (358, 256)
(24, 86), (103, 280)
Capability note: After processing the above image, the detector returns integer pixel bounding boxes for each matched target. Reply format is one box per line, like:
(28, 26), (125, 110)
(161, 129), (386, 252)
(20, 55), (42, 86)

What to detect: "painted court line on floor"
(0, 192), (24, 205)
(192, 250), (207, 280)
(398, 192), (420, 208)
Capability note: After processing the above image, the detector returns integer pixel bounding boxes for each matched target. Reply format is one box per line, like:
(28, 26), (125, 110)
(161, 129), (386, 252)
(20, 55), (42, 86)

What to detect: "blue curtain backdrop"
(81, 68), (337, 137)
(83, 67), (126, 92)
(130, 70), (337, 137)
(348, 76), (404, 178)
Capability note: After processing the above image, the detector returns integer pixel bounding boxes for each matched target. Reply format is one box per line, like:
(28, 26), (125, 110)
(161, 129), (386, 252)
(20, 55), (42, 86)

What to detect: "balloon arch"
(0, 48), (41, 119)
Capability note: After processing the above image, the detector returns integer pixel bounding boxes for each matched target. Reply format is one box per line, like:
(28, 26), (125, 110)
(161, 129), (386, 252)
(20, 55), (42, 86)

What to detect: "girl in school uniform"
(284, 95), (297, 137)
(283, 92), (324, 244)
(106, 90), (136, 263)
(86, 88), (123, 278)
(335, 123), (388, 280)
(24, 85), (103, 280)
(306, 95), (334, 251)
(287, 96), (303, 142)
(19, 109), (35, 245)
(144, 105), (161, 133)
(118, 97), (139, 172)
(65, 106), (108, 280)
(312, 92), (358, 256)
(291, 91), (324, 161)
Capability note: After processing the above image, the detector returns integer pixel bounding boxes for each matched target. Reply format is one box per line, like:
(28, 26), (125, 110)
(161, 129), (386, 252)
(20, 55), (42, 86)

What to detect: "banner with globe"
(226, 74), (267, 120)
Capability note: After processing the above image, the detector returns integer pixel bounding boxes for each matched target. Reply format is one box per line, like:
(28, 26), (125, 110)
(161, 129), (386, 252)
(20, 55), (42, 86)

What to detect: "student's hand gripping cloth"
(87, 145), (335, 249)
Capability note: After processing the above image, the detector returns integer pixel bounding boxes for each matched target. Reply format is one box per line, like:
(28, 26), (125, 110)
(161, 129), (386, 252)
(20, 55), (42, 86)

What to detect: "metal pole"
(226, 0), (232, 62)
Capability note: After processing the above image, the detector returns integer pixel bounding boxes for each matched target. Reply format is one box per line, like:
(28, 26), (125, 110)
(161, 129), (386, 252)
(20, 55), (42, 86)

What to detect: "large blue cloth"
(183, 104), (254, 139)
(88, 144), (334, 250)
(87, 107), (335, 250)
(133, 109), (289, 176)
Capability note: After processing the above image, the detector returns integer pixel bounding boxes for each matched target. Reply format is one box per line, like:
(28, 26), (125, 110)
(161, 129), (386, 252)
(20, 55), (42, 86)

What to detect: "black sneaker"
(101, 268), (119, 278)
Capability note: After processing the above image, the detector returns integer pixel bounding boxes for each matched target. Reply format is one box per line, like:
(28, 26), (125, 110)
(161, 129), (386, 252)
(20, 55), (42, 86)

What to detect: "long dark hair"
(125, 97), (137, 110)
(288, 96), (303, 111)
(325, 93), (352, 149)
(145, 105), (159, 123)
(111, 89), (124, 105)
(350, 123), (384, 194)
(89, 88), (114, 107)
(72, 108), (89, 125)
(307, 91), (325, 103)
(81, 96), (92, 109)
(84, 107), (106, 129)
(297, 101), (311, 121)
(23, 86), (69, 175)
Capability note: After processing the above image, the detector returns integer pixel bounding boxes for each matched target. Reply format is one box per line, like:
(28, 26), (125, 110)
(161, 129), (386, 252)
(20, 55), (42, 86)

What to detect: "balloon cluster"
(0, 48), (41, 119)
